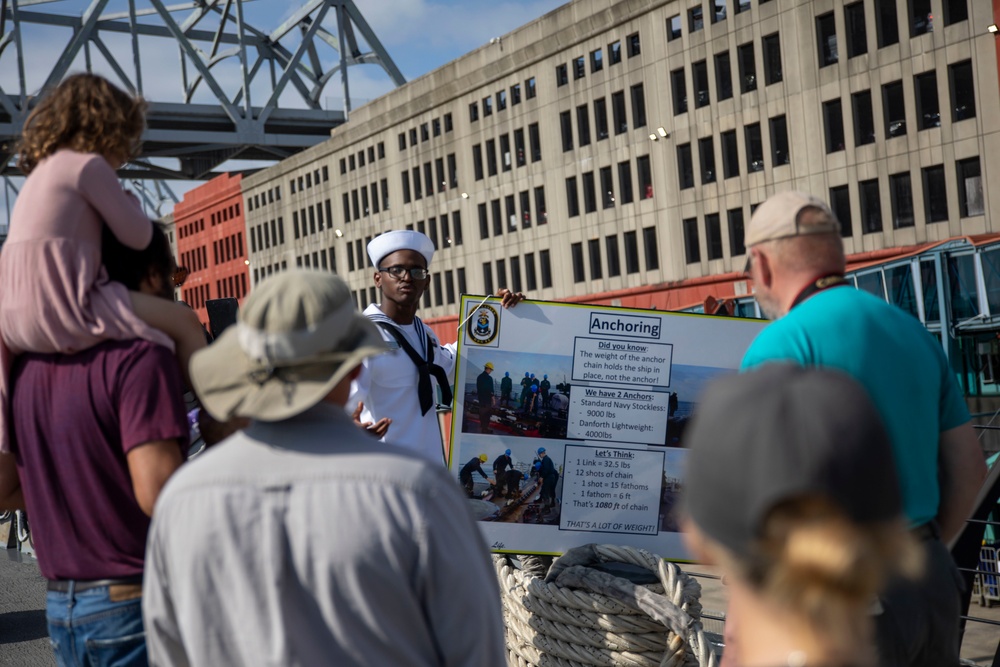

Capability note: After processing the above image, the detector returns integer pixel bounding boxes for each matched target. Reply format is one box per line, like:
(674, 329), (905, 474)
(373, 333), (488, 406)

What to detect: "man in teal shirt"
(740, 191), (986, 667)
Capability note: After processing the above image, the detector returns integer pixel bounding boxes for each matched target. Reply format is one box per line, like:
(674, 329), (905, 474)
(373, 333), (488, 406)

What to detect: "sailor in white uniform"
(349, 230), (522, 464)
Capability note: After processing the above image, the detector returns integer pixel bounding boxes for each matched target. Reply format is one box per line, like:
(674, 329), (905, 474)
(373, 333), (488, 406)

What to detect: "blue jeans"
(46, 584), (147, 667)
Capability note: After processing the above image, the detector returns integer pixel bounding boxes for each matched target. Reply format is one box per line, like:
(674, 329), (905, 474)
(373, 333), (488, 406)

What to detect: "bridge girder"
(0, 0), (405, 179)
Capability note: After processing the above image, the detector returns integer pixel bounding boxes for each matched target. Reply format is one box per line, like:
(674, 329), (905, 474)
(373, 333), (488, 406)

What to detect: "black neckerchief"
(369, 318), (453, 415)
(790, 274), (849, 310)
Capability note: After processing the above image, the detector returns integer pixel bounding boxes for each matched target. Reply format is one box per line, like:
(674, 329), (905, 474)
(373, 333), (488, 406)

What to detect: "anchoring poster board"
(448, 296), (767, 559)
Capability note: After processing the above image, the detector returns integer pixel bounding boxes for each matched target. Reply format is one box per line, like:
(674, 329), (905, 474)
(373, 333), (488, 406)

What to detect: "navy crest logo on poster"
(468, 304), (500, 345)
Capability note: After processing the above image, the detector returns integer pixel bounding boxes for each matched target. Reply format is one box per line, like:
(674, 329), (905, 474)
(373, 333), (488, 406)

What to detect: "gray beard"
(755, 293), (783, 321)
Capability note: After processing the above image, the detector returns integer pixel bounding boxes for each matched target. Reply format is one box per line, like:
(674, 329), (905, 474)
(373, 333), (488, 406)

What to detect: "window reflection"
(886, 264), (918, 318)
(856, 271), (885, 300)
(948, 254), (979, 321)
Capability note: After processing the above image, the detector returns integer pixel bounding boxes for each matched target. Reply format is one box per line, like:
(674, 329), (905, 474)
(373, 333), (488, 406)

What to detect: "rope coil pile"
(494, 544), (719, 667)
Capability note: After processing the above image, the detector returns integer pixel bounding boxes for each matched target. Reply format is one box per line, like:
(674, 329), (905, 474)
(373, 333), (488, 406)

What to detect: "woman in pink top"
(0, 73), (205, 451)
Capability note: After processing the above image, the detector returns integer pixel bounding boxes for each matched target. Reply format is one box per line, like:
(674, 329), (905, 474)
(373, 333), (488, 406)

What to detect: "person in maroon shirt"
(0, 223), (188, 667)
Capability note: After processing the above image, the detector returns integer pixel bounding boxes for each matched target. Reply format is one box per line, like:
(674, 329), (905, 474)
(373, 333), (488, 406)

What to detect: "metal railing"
(955, 424), (1000, 667)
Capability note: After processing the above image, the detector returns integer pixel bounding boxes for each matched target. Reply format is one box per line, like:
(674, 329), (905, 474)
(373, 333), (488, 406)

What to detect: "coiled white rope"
(494, 544), (719, 667)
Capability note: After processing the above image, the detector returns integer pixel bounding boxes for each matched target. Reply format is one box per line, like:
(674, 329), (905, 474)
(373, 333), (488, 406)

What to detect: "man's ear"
(373, 271), (382, 290)
(755, 249), (775, 289)
(138, 267), (160, 296)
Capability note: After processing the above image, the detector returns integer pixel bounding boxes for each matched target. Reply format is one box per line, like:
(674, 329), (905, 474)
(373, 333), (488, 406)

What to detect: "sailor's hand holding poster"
(449, 296), (766, 559)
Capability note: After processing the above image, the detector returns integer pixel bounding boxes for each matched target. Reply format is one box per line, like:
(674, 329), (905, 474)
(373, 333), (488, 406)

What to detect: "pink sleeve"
(76, 155), (153, 250)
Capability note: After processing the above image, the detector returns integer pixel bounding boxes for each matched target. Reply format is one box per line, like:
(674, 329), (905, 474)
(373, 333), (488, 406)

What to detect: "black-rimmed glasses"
(379, 265), (429, 280)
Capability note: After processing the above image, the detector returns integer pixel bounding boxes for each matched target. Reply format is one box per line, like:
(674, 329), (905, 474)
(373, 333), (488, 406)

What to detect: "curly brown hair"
(17, 73), (147, 175)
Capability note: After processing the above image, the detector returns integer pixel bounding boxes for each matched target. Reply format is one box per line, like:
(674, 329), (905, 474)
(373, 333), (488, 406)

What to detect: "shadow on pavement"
(0, 609), (49, 644)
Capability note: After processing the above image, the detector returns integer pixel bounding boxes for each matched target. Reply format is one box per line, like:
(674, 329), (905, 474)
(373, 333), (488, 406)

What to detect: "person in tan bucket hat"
(143, 270), (506, 667)
(188, 269), (389, 421)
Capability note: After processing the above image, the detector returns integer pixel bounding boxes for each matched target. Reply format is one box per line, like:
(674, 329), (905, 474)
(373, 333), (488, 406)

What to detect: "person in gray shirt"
(143, 270), (506, 667)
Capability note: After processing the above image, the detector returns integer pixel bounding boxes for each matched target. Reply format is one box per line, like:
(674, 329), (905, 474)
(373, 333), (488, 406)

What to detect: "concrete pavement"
(2, 548), (997, 666)
(0, 550), (53, 666)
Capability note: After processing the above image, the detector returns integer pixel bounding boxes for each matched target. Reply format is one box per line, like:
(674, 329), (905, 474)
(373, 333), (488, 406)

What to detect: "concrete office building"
(242, 0), (996, 325)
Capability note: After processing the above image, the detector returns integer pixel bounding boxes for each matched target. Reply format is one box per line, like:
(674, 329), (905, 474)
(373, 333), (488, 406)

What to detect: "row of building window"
(251, 213), (465, 285)
(296, 248), (337, 274)
(248, 186), (281, 212)
(344, 180), (390, 223)
(821, 61), (975, 154)
(217, 273), (248, 302)
(431, 268), (466, 307)
(404, 213), (464, 254)
(398, 115), (453, 152)
(668, 0), (966, 50)
(180, 245), (207, 273)
(469, 78), (536, 122)
(670, 0), (757, 40)
(678, 117), (788, 189)
(560, 86), (645, 152)
(401, 155), (458, 204)
(829, 157), (983, 235)
(484, 250), (552, 295)
(341, 214), (465, 275)
(681, 155), (983, 265)
(817, 0), (969, 69)
(473, 124), (541, 179)
(567, 157), (652, 218)
(177, 217), (205, 240)
(289, 166), (329, 195)
(208, 203), (240, 226)
(345, 236), (373, 273)
(213, 232), (244, 266)
(340, 142), (387, 175)
(477, 187), (548, 239)
(671, 34), (781, 116)
(556, 34), (639, 87)
(182, 283), (211, 311)
(571, 228), (659, 284)
(251, 218), (284, 253)
(252, 260), (288, 285)
(683, 209), (748, 265)
(293, 201), (334, 239)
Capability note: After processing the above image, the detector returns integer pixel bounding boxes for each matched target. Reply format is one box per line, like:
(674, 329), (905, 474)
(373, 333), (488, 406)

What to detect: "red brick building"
(174, 173), (249, 328)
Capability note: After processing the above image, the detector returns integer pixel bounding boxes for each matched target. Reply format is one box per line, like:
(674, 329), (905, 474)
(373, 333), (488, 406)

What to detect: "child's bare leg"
(130, 293), (207, 389)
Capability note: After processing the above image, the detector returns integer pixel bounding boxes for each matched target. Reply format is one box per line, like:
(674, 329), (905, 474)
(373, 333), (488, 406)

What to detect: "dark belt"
(46, 576), (143, 593)
(911, 521), (940, 541)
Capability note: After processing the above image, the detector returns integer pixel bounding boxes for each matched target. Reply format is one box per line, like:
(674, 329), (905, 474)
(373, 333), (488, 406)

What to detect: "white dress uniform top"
(350, 303), (457, 464)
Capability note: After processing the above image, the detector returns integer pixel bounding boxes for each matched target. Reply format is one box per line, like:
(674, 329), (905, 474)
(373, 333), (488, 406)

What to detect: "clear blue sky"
(0, 0), (567, 223)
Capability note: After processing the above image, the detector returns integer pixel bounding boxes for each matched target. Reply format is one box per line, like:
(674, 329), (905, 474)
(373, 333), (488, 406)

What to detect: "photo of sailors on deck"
(460, 350), (574, 439)
(457, 442), (564, 526)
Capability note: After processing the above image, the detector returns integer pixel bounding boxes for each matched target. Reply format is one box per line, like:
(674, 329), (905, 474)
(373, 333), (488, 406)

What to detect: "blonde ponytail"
(738, 497), (923, 647)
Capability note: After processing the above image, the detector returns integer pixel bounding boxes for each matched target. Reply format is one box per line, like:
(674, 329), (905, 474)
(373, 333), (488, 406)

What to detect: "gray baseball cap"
(683, 364), (902, 559)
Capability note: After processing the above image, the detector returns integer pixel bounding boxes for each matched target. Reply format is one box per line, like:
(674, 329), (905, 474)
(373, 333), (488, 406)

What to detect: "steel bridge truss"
(0, 0), (406, 180)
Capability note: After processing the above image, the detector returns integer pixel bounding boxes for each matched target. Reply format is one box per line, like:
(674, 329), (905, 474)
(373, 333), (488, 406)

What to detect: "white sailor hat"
(367, 230), (435, 269)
